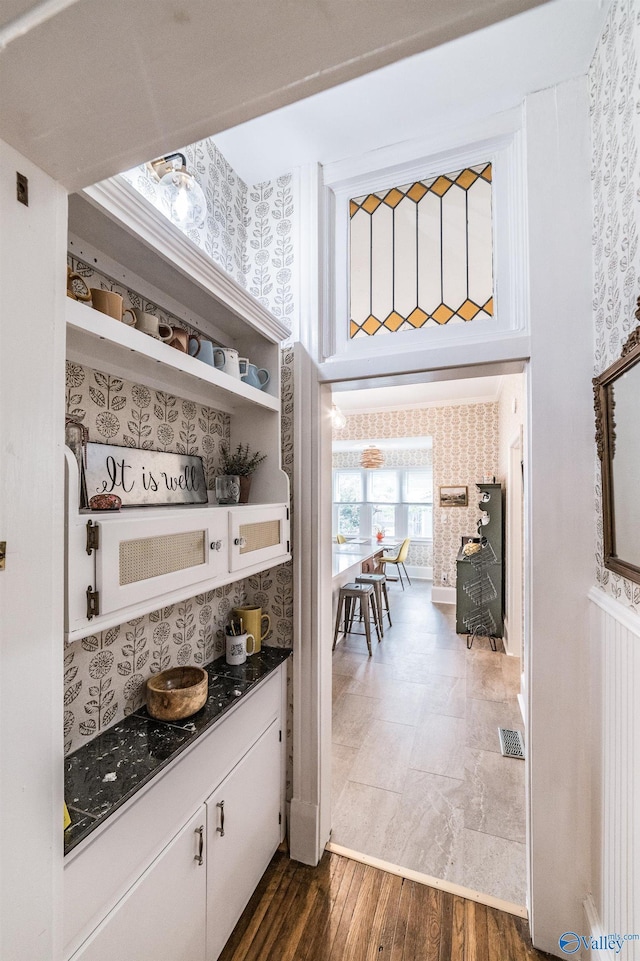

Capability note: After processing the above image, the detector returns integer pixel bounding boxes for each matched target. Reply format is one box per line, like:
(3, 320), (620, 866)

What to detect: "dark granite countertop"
(64, 648), (291, 856)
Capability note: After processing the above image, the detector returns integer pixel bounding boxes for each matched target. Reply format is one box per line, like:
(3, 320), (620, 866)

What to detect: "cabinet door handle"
(216, 800), (225, 836)
(234, 537), (246, 548)
(194, 825), (204, 865)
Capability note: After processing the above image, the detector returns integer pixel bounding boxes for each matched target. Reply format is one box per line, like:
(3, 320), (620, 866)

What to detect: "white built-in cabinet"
(65, 665), (286, 961)
(63, 179), (291, 953)
(64, 176), (291, 641)
(69, 806), (208, 961)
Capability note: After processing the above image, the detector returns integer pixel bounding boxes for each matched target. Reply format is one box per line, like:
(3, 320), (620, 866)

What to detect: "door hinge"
(286, 507), (290, 521)
(286, 540), (290, 553)
(86, 587), (100, 619)
(86, 520), (100, 555)
(278, 812), (282, 825)
(279, 729), (282, 742)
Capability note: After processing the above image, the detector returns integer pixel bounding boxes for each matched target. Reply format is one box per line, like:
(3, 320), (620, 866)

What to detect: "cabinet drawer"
(64, 668), (283, 959)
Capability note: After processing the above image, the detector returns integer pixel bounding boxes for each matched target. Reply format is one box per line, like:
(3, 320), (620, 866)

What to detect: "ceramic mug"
(191, 338), (215, 366)
(67, 267), (91, 302)
(169, 326), (200, 355)
(225, 631), (255, 666)
(131, 308), (172, 341)
(239, 361), (270, 391)
(232, 606), (270, 654)
(90, 288), (136, 325)
(213, 347), (241, 379)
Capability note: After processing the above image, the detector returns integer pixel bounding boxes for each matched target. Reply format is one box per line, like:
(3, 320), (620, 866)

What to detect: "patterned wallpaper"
(332, 447), (434, 570)
(333, 404), (499, 586)
(590, 0), (640, 610)
(122, 140), (295, 332)
(66, 141), (297, 762)
(63, 359), (256, 754)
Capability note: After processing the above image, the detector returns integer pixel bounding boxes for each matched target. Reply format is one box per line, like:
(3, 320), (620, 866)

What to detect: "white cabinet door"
(228, 504), (289, 573)
(205, 719), (281, 961)
(71, 807), (207, 961)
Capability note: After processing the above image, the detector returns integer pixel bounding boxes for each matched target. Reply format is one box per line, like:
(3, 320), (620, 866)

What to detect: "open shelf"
(66, 297), (280, 414)
(68, 178), (290, 347)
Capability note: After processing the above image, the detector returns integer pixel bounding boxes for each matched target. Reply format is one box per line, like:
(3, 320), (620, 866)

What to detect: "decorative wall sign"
(85, 443), (207, 507)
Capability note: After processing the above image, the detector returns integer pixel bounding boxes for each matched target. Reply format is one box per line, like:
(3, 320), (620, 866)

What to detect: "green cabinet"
(456, 483), (504, 648)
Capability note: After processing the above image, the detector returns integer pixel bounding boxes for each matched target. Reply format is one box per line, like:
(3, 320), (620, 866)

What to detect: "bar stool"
(332, 582), (381, 656)
(356, 572), (392, 635)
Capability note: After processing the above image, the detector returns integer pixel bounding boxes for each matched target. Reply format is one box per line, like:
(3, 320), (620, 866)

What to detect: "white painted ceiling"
(216, 0), (610, 184)
(0, 0), (552, 191)
(331, 374), (513, 412)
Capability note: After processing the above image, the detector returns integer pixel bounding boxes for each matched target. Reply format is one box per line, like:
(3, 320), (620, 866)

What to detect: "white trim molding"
(320, 108), (529, 375)
(326, 842), (528, 918)
(582, 895), (609, 961)
(431, 585), (456, 605)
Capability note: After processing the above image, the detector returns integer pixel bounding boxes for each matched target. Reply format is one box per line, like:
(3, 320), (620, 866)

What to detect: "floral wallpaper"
(66, 143), (297, 769)
(590, 0), (640, 610)
(122, 140), (295, 333)
(332, 447), (434, 570)
(63, 583), (249, 756)
(64, 359), (258, 755)
(66, 360), (229, 484)
(333, 404), (499, 586)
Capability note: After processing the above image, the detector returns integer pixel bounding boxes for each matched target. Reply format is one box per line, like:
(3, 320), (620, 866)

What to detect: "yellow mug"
(232, 606), (270, 653)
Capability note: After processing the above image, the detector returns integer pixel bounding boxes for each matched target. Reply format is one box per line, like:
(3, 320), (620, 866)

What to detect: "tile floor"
(331, 579), (526, 905)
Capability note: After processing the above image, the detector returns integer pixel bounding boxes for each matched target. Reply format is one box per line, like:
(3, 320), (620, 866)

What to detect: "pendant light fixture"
(147, 153), (207, 229)
(360, 445), (384, 469)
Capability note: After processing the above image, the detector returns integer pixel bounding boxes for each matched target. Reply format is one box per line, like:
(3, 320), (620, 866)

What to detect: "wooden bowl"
(146, 666), (208, 721)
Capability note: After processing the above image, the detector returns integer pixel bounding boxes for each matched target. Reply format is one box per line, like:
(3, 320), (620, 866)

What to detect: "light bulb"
(331, 404), (346, 429)
(158, 167), (206, 229)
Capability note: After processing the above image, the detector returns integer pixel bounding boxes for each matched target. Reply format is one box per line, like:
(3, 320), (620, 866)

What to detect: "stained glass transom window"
(349, 163), (493, 338)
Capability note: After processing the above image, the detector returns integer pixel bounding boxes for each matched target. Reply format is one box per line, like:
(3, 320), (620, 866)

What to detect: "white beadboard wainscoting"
(587, 587), (640, 961)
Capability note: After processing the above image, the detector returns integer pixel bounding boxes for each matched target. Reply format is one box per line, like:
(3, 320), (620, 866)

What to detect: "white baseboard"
(405, 565), (432, 579)
(431, 586), (456, 605)
(582, 894), (608, 961)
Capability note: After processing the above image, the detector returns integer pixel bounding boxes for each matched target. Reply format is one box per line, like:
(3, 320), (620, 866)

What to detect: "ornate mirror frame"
(593, 314), (640, 584)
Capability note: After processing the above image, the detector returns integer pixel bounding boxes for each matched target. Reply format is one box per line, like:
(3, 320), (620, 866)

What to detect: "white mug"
(213, 347), (241, 380)
(225, 631), (255, 665)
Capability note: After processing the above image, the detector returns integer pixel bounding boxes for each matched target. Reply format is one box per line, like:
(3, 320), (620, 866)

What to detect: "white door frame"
(506, 428), (524, 665)
(0, 140), (66, 961)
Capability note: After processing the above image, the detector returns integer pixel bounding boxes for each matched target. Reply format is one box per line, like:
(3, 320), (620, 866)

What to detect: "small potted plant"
(219, 443), (266, 504)
(375, 526), (385, 543)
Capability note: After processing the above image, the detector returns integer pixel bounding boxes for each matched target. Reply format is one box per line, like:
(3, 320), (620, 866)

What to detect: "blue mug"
(239, 361), (270, 390)
(192, 339), (215, 366)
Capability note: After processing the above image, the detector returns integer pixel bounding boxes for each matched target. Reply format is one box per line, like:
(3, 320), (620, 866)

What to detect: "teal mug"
(239, 360), (270, 390)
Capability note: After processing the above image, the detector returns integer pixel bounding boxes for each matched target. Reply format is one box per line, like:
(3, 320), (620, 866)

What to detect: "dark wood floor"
(219, 849), (554, 961)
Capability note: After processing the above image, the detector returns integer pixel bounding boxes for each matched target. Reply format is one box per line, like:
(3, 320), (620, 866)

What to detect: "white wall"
(0, 139), (66, 960)
(525, 79), (595, 952)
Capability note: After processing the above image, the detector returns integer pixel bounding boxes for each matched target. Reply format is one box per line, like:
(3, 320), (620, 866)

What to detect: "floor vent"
(498, 728), (525, 759)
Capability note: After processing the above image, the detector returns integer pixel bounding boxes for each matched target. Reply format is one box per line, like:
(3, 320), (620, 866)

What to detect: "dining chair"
(378, 538), (412, 589)
(336, 533), (346, 544)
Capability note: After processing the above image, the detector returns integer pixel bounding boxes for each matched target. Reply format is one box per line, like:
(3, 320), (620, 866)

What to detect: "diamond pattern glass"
(349, 163), (493, 338)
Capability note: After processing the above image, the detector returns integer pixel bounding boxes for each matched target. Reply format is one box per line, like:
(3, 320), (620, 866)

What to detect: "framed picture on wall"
(439, 485), (468, 507)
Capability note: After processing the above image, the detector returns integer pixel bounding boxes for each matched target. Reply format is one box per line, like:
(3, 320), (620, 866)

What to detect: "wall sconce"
(360, 445), (384, 469)
(147, 153), (206, 229)
(331, 404), (347, 430)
